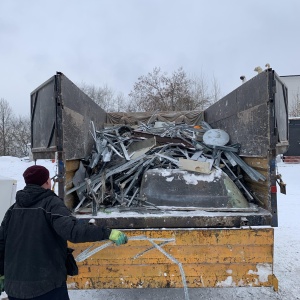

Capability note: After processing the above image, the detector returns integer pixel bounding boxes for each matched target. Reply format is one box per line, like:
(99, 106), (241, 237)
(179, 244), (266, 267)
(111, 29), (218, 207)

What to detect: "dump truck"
(30, 69), (288, 296)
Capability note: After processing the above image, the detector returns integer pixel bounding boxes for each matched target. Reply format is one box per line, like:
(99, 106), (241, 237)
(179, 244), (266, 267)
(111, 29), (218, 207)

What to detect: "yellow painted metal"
(272, 274), (279, 291)
(67, 227), (276, 290)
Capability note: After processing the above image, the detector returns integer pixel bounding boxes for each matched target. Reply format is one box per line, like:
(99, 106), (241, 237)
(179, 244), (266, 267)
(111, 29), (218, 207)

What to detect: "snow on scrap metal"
(66, 120), (266, 215)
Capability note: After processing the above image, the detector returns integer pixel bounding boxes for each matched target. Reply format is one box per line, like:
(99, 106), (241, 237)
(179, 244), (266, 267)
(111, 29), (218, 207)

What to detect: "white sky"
(1, 0), (300, 117)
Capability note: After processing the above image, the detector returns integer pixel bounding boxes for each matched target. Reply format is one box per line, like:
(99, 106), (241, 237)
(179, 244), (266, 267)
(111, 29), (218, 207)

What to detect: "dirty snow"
(216, 276), (235, 287)
(182, 168), (221, 185)
(155, 168), (222, 184)
(247, 263), (272, 283)
(166, 176), (174, 182)
(0, 157), (299, 299)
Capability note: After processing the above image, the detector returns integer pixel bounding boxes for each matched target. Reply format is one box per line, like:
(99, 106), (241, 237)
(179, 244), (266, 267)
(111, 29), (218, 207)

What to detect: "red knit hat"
(23, 165), (50, 186)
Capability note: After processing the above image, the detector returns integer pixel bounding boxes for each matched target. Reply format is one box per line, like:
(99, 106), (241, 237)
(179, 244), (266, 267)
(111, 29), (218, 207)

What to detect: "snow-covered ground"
(0, 157), (299, 300)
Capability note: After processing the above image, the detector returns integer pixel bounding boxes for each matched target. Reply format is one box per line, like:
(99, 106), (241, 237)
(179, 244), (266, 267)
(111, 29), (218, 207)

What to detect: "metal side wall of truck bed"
(31, 72), (107, 160)
(204, 69), (288, 226)
(30, 72), (107, 198)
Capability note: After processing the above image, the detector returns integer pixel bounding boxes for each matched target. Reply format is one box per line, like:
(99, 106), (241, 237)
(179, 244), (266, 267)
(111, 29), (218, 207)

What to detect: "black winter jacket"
(0, 184), (111, 299)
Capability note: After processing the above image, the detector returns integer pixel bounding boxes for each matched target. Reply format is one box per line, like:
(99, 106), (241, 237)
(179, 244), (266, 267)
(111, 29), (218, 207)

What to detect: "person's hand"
(0, 275), (4, 292)
(109, 229), (128, 246)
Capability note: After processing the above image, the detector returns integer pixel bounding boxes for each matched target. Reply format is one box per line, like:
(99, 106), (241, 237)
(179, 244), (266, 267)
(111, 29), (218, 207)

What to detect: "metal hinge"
(276, 173), (286, 194)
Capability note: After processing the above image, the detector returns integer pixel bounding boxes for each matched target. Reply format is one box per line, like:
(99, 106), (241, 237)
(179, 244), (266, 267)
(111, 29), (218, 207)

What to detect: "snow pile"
(0, 157), (56, 191)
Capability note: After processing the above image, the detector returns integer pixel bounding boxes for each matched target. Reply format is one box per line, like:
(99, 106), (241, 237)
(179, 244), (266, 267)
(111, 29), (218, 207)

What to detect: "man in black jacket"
(0, 165), (128, 299)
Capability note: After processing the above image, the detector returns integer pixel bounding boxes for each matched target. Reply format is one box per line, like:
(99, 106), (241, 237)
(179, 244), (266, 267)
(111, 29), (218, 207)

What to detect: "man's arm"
(46, 196), (111, 243)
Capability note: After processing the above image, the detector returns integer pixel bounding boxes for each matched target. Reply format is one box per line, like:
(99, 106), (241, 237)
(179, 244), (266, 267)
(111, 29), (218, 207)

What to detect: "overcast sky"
(1, 0), (300, 116)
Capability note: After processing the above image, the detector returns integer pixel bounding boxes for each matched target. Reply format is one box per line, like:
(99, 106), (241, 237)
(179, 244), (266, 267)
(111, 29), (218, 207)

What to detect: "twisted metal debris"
(67, 121), (265, 215)
(75, 235), (190, 300)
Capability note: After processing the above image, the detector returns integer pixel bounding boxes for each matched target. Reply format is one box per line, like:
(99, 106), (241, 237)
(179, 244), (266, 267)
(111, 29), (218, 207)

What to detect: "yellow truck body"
(68, 228), (277, 290)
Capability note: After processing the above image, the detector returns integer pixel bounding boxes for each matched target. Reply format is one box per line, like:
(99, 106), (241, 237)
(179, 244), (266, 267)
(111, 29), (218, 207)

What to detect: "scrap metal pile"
(67, 121), (266, 215)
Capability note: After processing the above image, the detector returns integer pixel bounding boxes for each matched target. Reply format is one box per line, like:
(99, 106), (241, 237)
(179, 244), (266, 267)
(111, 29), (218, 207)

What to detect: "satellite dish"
(203, 129), (230, 146)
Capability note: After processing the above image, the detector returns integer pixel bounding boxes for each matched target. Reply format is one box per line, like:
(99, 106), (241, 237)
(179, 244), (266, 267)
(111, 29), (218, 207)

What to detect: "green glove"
(109, 229), (128, 246)
(0, 275), (4, 292)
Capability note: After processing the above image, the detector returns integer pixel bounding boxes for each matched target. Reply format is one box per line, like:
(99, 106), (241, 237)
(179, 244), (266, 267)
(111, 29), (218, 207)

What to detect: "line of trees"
(128, 67), (220, 112)
(79, 83), (128, 112)
(80, 67), (221, 112)
(0, 98), (31, 157)
(2, 67), (221, 158)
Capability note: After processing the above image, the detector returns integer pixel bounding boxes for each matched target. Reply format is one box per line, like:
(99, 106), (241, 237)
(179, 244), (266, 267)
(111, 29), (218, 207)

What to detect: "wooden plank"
(242, 157), (269, 169)
(178, 158), (211, 174)
(64, 160), (80, 208)
(66, 159), (80, 172)
(240, 156), (270, 208)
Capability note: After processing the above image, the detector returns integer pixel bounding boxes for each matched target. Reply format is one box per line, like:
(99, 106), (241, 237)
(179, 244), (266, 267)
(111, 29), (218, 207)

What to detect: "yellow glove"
(109, 229), (128, 246)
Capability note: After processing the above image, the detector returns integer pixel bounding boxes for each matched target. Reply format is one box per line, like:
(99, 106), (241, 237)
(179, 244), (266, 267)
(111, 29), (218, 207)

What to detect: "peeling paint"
(247, 263), (272, 283)
(200, 275), (205, 287)
(67, 282), (77, 289)
(238, 279), (245, 286)
(216, 276), (236, 287)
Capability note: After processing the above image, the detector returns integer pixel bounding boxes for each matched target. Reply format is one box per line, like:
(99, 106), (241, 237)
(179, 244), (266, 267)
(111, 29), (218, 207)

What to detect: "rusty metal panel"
(30, 73), (107, 160)
(60, 75), (107, 160)
(67, 228), (276, 290)
(31, 76), (57, 159)
(204, 69), (288, 157)
(87, 209), (272, 229)
(205, 72), (270, 157)
(204, 70), (288, 227)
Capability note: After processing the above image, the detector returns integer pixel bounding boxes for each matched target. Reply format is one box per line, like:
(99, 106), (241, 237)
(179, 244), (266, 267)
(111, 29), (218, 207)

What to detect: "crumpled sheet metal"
(69, 121), (265, 214)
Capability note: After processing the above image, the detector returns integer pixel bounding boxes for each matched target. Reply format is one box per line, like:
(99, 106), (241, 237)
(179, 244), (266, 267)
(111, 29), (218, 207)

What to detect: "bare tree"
(129, 67), (192, 112)
(129, 67), (221, 112)
(114, 92), (128, 112)
(189, 73), (211, 111)
(10, 115), (31, 157)
(166, 68), (193, 111)
(80, 83), (129, 112)
(210, 75), (222, 104)
(0, 99), (30, 158)
(0, 98), (14, 156)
